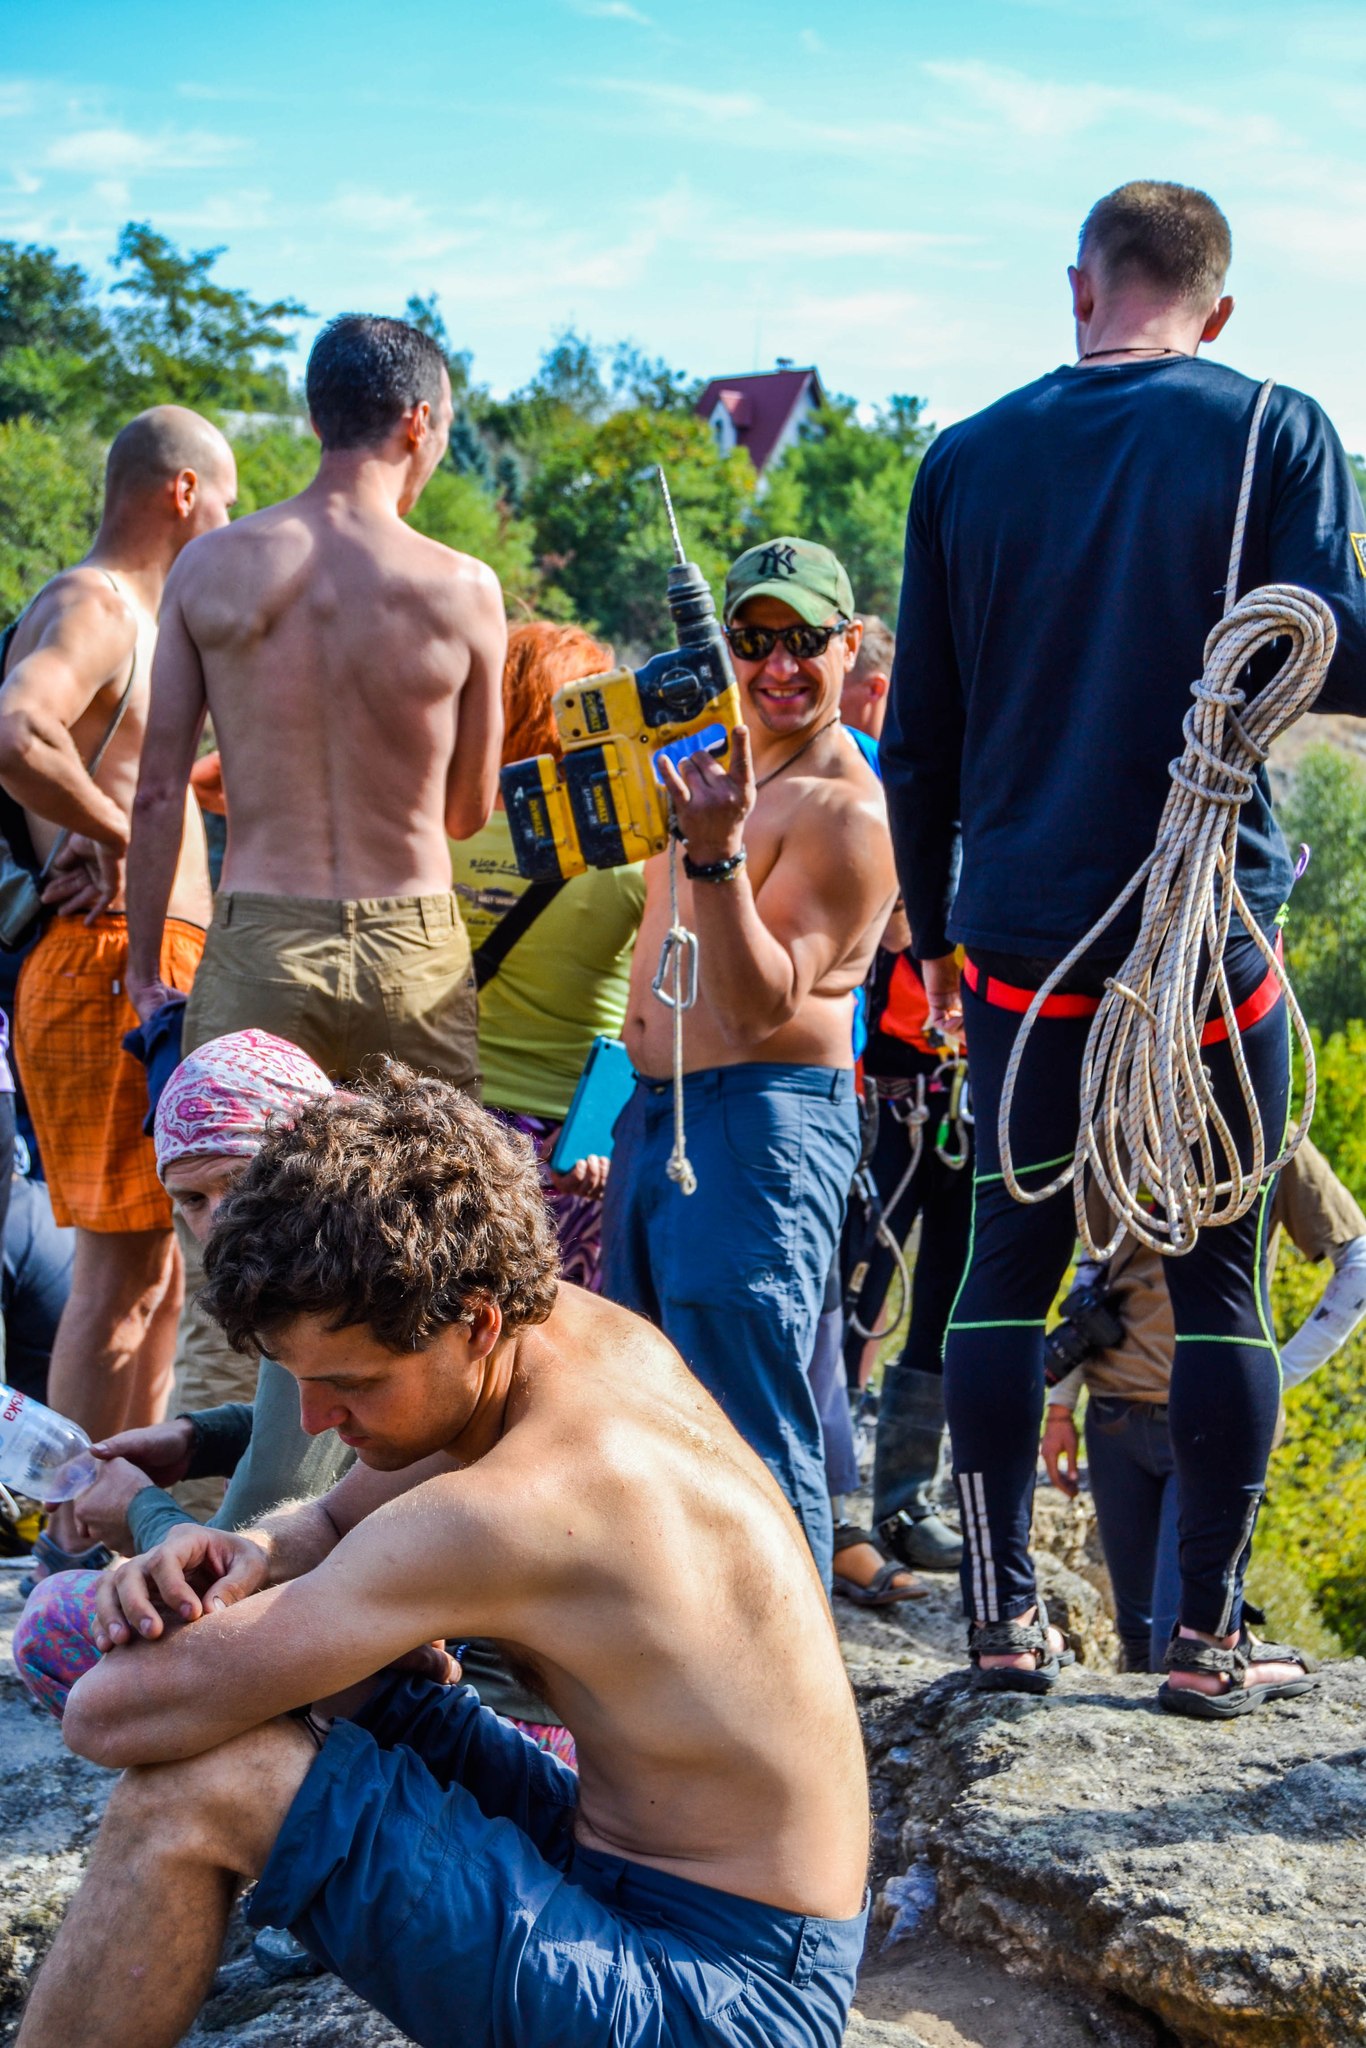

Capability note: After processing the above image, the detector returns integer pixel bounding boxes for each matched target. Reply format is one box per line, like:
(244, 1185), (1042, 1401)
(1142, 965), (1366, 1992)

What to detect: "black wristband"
(682, 847), (748, 884)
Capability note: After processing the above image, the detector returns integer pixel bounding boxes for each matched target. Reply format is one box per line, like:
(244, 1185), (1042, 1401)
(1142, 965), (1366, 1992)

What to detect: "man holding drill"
(602, 539), (898, 1586)
(882, 179), (1366, 1712)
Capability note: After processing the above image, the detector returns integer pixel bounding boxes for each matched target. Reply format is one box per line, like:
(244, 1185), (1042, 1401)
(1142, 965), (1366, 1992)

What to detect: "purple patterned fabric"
(496, 1110), (605, 1294)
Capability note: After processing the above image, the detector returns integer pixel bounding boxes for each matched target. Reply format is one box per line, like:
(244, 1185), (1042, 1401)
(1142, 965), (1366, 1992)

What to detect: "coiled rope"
(998, 381), (1336, 1259)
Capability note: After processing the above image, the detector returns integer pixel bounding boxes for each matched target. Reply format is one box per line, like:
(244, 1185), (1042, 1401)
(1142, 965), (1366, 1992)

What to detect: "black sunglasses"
(725, 618), (851, 662)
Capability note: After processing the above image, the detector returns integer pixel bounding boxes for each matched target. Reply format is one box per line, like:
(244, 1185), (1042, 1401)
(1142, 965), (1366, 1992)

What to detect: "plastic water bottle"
(0, 1385), (98, 1502)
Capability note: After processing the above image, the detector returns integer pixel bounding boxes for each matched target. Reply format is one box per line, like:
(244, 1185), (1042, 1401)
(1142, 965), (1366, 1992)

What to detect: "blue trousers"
(600, 1064), (860, 1590)
(1085, 1397), (1182, 1672)
(248, 1677), (867, 2048)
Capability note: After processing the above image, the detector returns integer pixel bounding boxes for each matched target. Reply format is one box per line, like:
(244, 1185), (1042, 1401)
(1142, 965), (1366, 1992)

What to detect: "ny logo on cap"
(756, 543), (798, 579)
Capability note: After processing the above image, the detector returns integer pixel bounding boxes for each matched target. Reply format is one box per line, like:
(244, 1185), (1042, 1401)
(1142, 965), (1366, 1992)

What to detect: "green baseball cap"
(724, 537), (856, 627)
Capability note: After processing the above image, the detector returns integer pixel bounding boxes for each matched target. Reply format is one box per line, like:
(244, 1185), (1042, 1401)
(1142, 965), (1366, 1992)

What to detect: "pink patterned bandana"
(154, 1030), (331, 1177)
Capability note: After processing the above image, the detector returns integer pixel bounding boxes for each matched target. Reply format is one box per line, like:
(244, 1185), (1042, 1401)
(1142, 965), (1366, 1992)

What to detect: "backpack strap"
(472, 879), (567, 990)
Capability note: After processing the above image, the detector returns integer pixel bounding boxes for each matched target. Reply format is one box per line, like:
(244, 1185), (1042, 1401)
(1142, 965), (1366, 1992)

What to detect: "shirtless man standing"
(601, 539), (898, 1587)
(0, 407), (231, 1568)
(125, 311), (506, 1086)
(17, 1070), (870, 2048)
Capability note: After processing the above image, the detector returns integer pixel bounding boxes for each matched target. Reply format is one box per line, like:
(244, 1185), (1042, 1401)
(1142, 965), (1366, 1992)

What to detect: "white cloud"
(799, 29), (828, 54)
(596, 78), (762, 121)
(45, 125), (245, 175)
(0, 80), (33, 119)
(571, 0), (655, 21)
(922, 58), (1288, 150)
(93, 179), (130, 209)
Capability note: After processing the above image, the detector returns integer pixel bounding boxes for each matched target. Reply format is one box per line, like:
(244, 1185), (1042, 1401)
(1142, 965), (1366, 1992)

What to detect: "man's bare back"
(627, 725), (894, 1074)
(169, 487), (503, 900)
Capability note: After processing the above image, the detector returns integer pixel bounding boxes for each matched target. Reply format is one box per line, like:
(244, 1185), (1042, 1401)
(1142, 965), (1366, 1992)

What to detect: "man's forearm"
(248, 1496), (346, 1585)
(0, 715), (128, 848)
(687, 875), (802, 1046)
(126, 785), (189, 990)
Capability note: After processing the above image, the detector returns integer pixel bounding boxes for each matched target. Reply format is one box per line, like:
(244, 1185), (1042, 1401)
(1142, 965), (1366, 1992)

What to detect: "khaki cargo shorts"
(182, 890), (479, 1093)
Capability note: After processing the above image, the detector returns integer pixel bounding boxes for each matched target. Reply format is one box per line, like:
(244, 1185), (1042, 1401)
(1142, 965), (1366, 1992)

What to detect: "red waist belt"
(962, 940), (1283, 1046)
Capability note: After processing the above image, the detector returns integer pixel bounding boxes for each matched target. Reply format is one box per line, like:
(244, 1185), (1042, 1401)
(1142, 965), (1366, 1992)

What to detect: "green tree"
(524, 405), (755, 646)
(406, 466), (543, 616)
(1281, 744), (1366, 1036)
(1261, 1239), (1366, 1651)
(102, 223), (308, 425)
(760, 394), (931, 619)
(0, 418), (104, 616)
(0, 241), (112, 425)
(230, 422), (319, 518)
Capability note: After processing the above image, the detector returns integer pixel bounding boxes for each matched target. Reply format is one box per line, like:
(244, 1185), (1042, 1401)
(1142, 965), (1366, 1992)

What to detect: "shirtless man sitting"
(125, 310), (506, 1088)
(601, 538), (898, 1587)
(0, 407), (231, 1568)
(17, 1068), (870, 2048)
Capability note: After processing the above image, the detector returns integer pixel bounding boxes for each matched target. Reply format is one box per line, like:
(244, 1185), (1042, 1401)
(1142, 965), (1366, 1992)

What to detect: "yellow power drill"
(501, 471), (741, 880)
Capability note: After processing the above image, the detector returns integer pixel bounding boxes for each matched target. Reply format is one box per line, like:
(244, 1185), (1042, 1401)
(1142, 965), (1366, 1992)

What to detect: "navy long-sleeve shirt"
(881, 356), (1366, 961)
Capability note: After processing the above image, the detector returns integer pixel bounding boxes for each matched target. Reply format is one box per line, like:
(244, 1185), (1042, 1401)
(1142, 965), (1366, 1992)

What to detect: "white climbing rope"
(998, 381), (1336, 1259)
(650, 826), (698, 1195)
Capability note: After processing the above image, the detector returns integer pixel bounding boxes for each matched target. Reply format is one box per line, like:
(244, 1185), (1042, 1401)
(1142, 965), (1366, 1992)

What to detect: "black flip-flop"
(833, 1559), (928, 1607)
(832, 1522), (927, 1606)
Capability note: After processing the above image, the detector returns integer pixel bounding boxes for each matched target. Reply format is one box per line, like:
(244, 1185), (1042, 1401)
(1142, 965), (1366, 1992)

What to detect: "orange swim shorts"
(15, 915), (205, 1232)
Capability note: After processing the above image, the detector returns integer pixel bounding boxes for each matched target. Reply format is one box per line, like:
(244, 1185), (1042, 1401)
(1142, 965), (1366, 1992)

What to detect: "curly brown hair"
(199, 1063), (560, 1354)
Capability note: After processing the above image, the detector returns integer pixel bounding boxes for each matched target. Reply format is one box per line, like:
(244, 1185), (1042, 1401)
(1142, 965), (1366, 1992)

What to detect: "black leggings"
(945, 936), (1288, 1638)
(841, 1081), (974, 1385)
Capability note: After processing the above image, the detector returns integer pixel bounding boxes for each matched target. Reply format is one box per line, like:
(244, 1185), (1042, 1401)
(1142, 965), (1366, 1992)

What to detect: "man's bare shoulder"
(5, 567), (138, 681)
(403, 531), (503, 615)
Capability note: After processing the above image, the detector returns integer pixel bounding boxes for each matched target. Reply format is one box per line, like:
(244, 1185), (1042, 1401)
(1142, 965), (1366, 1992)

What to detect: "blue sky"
(5, 0), (1366, 444)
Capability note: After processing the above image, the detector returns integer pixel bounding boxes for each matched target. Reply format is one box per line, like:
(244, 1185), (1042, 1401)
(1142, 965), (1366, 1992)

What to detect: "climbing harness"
(846, 1059), (972, 1342)
(651, 819), (698, 1195)
(998, 381), (1335, 1258)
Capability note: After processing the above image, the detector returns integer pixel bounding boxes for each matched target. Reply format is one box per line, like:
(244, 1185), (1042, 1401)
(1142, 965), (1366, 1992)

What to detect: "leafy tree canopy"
(1281, 743), (1366, 1037)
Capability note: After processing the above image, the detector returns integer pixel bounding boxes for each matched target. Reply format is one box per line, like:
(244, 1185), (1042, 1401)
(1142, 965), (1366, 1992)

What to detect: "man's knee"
(107, 1720), (317, 1881)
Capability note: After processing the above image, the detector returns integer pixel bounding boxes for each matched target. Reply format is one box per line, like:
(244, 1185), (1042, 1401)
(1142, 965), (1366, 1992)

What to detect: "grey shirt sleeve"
(210, 1356), (355, 1531)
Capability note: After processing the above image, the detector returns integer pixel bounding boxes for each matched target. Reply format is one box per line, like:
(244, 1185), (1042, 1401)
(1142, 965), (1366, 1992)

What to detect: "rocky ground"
(2, 1489), (1363, 2047)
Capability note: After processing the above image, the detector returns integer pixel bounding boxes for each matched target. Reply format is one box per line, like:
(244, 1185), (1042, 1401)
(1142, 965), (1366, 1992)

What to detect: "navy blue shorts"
(247, 1675), (867, 2048)
(600, 1063), (861, 1587)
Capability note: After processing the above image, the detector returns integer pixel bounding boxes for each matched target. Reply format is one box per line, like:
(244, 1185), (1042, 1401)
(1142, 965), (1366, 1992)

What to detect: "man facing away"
(18, 1069), (870, 2048)
(881, 180), (1366, 1712)
(124, 312), (505, 1426)
(0, 407), (233, 1569)
(125, 311), (506, 1086)
(601, 539), (898, 1587)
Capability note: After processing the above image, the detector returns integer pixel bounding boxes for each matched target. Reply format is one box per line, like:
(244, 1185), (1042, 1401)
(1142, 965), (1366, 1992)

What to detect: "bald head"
(106, 406), (233, 507)
(101, 405), (236, 554)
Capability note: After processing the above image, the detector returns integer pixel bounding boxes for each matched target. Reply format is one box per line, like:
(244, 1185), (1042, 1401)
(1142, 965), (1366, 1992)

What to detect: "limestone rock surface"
(863, 1658), (1366, 2047)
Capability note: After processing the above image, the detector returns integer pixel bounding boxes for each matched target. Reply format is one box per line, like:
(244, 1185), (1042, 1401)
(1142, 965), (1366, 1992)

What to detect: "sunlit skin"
(124, 356), (507, 1023)
(624, 590), (896, 1076)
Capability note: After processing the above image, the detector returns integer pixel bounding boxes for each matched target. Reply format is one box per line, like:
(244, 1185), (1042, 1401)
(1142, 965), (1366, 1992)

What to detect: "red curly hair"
(501, 621), (615, 767)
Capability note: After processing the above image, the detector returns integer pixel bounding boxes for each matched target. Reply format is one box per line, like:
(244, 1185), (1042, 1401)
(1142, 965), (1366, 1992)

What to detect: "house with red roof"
(694, 362), (824, 481)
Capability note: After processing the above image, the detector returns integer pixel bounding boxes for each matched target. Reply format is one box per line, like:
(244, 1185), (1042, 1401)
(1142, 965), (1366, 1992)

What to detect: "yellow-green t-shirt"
(451, 813), (645, 1121)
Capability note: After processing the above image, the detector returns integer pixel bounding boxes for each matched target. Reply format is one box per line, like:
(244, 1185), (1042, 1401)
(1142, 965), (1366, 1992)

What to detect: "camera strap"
(472, 879), (567, 991)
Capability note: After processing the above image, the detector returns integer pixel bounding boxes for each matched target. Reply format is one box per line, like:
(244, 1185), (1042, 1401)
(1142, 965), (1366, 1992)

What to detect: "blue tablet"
(550, 1036), (637, 1172)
